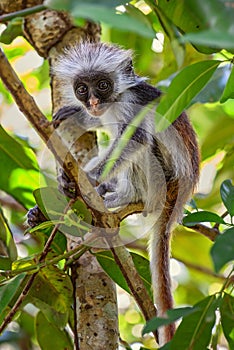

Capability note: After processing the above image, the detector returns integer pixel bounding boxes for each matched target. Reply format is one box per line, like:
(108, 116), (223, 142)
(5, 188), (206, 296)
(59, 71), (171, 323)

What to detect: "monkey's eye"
(76, 84), (88, 95)
(97, 80), (110, 91)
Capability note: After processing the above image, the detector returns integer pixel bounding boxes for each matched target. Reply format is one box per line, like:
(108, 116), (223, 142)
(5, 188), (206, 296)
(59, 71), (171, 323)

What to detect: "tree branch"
(0, 4), (46, 22)
(185, 223), (219, 241)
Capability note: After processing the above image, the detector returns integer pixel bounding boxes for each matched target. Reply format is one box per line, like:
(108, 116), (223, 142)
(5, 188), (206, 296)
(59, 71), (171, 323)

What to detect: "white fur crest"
(53, 42), (133, 77)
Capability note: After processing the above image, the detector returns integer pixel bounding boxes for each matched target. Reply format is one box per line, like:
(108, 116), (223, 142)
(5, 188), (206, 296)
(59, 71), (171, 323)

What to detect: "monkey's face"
(73, 72), (116, 117)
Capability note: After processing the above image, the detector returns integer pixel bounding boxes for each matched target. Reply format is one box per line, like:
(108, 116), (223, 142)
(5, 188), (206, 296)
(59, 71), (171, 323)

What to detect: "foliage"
(0, 0), (234, 349)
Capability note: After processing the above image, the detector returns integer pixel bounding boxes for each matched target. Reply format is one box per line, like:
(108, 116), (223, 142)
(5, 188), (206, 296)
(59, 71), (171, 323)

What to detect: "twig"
(174, 256), (226, 280)
(0, 5), (46, 23)
(0, 198), (74, 334)
(185, 223), (219, 241)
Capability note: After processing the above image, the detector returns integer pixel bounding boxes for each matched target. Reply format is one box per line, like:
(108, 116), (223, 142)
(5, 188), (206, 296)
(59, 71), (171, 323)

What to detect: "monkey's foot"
(96, 179), (117, 196)
(27, 205), (47, 228)
(57, 169), (77, 199)
(103, 191), (132, 209)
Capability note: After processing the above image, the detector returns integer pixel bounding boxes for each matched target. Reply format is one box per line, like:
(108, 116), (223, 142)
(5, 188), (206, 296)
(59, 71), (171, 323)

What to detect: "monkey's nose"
(89, 96), (99, 107)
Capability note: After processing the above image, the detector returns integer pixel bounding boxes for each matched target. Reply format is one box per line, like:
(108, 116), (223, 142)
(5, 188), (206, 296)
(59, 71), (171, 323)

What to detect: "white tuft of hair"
(53, 42), (133, 78)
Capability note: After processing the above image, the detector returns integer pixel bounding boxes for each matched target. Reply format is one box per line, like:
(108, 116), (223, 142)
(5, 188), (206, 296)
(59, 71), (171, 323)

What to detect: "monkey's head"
(53, 42), (145, 117)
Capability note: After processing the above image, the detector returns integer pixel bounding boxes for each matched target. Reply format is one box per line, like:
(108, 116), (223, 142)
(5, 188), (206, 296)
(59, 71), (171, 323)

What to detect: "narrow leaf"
(0, 274), (26, 323)
(151, 4), (185, 67)
(183, 211), (225, 227)
(220, 179), (234, 216)
(156, 60), (220, 131)
(143, 307), (192, 335)
(220, 65), (234, 103)
(220, 293), (234, 348)
(210, 228), (234, 272)
(0, 18), (23, 44)
(0, 207), (17, 265)
(101, 102), (155, 178)
(96, 250), (153, 299)
(183, 30), (234, 51)
(0, 126), (41, 209)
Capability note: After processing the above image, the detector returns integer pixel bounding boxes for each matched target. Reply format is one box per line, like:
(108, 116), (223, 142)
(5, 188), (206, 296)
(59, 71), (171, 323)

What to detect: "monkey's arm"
(53, 105), (102, 129)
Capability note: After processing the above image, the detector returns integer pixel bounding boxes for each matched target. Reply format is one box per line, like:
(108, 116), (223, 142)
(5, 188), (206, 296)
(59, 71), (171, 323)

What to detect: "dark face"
(73, 72), (115, 117)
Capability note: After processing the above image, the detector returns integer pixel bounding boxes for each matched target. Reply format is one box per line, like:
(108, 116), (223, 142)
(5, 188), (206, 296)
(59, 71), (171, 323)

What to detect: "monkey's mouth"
(87, 104), (109, 117)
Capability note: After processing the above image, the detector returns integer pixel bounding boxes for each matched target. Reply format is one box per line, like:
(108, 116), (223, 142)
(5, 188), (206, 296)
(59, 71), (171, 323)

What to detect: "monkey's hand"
(57, 169), (77, 198)
(53, 106), (82, 128)
(27, 205), (47, 228)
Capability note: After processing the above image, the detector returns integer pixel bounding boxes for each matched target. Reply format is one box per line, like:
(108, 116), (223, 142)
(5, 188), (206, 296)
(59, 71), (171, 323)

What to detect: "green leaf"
(95, 250), (153, 299)
(72, 4), (154, 38)
(150, 5), (185, 67)
(34, 187), (91, 237)
(183, 211), (226, 227)
(220, 179), (234, 216)
(35, 311), (73, 350)
(102, 102), (155, 178)
(0, 207), (17, 268)
(220, 293), (234, 348)
(193, 66), (231, 104)
(170, 295), (219, 350)
(96, 250), (130, 293)
(27, 266), (72, 327)
(183, 30), (234, 51)
(49, 0), (155, 38)
(0, 274), (26, 323)
(153, 0), (223, 54)
(210, 228), (234, 272)
(142, 307), (192, 335)
(28, 266), (73, 315)
(220, 65), (234, 103)
(0, 18), (23, 44)
(0, 126), (42, 209)
(156, 60), (220, 131)
(48, 0), (126, 10)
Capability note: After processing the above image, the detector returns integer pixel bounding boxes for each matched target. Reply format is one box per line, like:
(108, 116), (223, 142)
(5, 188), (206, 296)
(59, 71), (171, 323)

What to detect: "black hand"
(53, 106), (82, 128)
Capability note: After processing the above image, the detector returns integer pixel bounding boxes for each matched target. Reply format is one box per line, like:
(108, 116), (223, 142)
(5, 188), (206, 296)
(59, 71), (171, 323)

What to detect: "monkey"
(29, 42), (199, 346)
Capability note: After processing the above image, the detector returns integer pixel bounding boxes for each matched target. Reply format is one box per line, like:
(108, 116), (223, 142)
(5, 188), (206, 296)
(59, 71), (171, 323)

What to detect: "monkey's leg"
(96, 178), (117, 196)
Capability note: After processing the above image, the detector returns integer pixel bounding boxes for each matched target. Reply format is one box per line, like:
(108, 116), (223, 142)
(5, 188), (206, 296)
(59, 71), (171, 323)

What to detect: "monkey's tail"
(149, 179), (182, 346)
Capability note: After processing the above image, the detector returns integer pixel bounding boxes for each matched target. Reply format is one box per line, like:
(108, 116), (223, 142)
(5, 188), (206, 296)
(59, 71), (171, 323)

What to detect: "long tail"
(150, 179), (181, 346)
